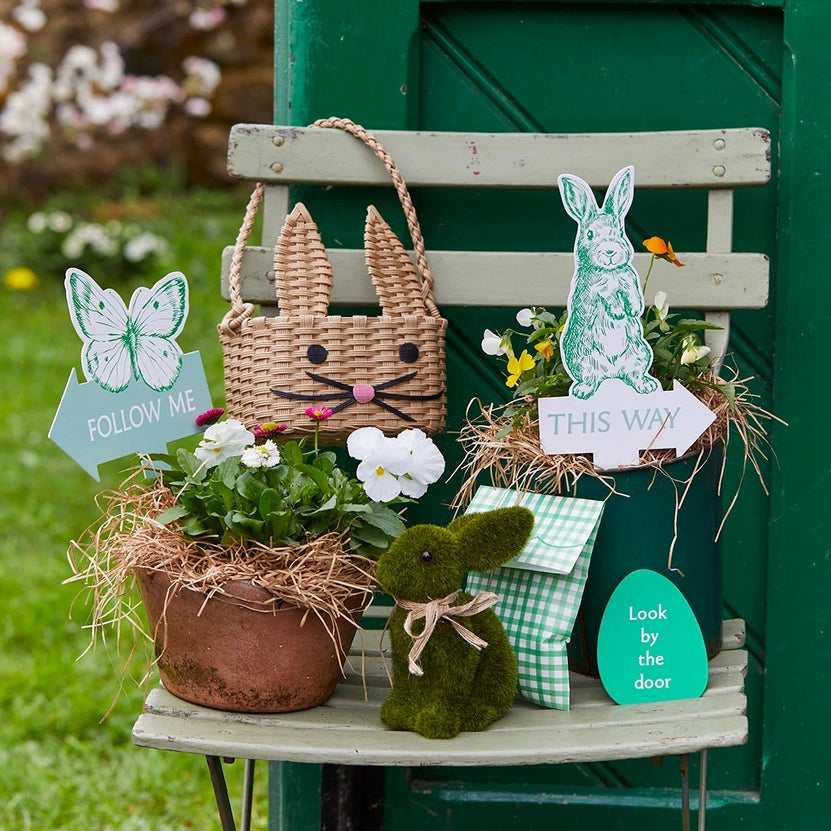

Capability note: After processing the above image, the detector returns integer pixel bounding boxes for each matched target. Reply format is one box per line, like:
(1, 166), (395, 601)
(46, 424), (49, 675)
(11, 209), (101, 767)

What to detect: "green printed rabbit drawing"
(558, 166), (658, 399)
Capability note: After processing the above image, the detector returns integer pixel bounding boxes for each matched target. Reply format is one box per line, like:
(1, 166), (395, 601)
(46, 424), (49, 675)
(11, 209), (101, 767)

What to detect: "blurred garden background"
(1, 1), (274, 827)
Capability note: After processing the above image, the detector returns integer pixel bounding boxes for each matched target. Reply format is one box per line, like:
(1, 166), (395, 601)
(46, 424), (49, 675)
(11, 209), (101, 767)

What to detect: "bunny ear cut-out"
(558, 173), (598, 223)
(600, 165), (635, 219)
(274, 203), (333, 317)
(365, 205), (427, 317)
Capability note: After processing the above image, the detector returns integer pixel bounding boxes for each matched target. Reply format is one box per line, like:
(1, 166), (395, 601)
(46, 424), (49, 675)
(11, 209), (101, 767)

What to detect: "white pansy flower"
(347, 427), (411, 502)
(194, 419), (255, 468)
(394, 429), (445, 498)
(515, 307), (534, 328)
(653, 291), (670, 332)
(241, 441), (281, 469)
(680, 337), (711, 366)
(481, 328), (506, 356)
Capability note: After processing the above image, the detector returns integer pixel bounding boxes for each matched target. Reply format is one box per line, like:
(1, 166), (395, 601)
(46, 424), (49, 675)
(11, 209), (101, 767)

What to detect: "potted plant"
(69, 407), (444, 713)
(455, 236), (779, 676)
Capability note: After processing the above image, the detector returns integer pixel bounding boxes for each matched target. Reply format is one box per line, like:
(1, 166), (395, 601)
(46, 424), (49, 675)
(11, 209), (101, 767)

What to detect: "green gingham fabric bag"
(464, 486), (604, 710)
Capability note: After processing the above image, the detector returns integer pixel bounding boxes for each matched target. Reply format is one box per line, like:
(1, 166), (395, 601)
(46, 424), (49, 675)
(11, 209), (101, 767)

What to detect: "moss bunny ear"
(448, 506), (534, 572)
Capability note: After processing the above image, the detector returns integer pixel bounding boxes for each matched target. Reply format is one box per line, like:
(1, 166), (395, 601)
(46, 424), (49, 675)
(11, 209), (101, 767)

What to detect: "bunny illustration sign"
(538, 166), (715, 469)
(49, 269), (213, 480)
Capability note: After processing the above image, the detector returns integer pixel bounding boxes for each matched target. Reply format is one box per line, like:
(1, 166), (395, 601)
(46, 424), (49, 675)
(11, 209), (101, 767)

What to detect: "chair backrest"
(222, 124), (771, 367)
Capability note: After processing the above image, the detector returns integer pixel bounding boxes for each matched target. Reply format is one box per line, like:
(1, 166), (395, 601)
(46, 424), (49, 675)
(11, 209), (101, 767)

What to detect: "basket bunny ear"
(274, 203), (333, 317)
(365, 205), (426, 317)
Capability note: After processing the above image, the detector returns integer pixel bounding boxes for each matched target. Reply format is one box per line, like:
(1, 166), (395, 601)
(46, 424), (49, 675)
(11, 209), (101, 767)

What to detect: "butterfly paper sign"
(65, 268), (189, 392)
(50, 269), (213, 480)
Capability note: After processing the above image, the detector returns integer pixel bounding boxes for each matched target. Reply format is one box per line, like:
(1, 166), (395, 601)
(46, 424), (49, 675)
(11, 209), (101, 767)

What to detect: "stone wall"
(1, 0), (274, 202)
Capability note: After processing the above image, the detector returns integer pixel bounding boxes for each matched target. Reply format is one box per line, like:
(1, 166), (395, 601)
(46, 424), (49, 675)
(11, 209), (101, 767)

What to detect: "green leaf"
(236, 470), (266, 502)
(155, 505), (188, 525)
(175, 448), (206, 480)
(362, 506), (406, 538)
(216, 457), (241, 489)
(350, 523), (393, 547)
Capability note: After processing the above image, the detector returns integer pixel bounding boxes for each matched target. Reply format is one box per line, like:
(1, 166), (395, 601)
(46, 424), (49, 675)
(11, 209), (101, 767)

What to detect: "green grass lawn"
(0, 186), (270, 830)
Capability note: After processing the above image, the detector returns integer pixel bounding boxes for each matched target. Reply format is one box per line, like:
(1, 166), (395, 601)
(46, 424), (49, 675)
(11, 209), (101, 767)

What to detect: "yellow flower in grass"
(643, 236), (685, 268)
(4, 267), (38, 290)
(535, 339), (555, 361)
(506, 350), (535, 388)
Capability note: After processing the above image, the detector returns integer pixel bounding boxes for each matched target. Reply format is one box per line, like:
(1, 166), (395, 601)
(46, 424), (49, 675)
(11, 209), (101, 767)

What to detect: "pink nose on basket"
(352, 384), (376, 403)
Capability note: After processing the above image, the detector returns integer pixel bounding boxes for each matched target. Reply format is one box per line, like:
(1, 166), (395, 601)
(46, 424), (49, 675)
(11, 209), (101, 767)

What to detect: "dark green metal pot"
(566, 446), (724, 677)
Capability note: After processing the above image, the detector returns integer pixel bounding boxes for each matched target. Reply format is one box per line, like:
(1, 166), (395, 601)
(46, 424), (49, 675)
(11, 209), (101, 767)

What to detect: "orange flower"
(534, 340), (555, 361)
(643, 236), (685, 268)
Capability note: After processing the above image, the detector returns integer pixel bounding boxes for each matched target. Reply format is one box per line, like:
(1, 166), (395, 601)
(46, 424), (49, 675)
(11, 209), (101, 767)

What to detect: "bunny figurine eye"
(399, 342), (420, 363)
(306, 344), (328, 364)
(586, 229), (594, 240)
(420, 550), (434, 564)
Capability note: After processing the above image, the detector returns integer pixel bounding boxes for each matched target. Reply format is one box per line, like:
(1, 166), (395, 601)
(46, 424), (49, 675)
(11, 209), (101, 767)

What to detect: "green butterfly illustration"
(65, 268), (189, 393)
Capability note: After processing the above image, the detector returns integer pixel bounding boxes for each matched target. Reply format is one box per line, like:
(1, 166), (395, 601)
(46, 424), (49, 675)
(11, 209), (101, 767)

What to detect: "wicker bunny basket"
(219, 118), (447, 443)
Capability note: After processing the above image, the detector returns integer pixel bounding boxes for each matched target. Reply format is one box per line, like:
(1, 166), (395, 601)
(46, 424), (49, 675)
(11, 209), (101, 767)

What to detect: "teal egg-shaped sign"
(597, 569), (709, 705)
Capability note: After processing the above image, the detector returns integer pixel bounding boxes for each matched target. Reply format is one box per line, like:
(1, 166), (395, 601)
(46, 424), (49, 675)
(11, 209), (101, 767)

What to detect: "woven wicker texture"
(219, 118), (447, 442)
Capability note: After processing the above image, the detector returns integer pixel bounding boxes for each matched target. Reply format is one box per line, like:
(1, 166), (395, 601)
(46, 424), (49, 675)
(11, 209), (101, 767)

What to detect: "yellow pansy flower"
(506, 350), (535, 387)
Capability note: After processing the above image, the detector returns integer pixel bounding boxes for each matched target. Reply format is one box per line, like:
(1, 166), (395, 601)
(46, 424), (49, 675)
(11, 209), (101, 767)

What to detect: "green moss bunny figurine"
(375, 506), (534, 739)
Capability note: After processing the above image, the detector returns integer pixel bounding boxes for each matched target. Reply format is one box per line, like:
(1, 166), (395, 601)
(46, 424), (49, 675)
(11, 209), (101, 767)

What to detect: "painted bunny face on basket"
(266, 203), (447, 432)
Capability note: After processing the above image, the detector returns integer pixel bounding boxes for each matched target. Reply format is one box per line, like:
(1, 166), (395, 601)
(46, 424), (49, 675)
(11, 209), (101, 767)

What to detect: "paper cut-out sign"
(65, 268), (189, 393)
(538, 378), (717, 470)
(597, 569), (709, 705)
(539, 166), (716, 470)
(49, 270), (213, 480)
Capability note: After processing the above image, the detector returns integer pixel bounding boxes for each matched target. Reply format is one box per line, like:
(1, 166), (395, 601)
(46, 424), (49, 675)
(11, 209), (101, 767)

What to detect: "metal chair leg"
(206, 755), (237, 831)
(698, 750), (709, 831)
(241, 759), (256, 831)
(680, 753), (691, 831)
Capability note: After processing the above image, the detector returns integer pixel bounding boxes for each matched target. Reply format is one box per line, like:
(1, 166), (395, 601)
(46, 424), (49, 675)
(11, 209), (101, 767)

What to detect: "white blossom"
(481, 328), (506, 356)
(516, 308), (534, 328)
(394, 428), (445, 498)
(348, 426), (444, 502)
(195, 420), (255, 468)
(680, 337), (711, 367)
(13, 1), (46, 33)
(241, 441), (281, 469)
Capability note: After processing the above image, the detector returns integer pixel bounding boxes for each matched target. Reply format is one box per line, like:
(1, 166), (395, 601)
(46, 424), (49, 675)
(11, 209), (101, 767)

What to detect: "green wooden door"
(270, 1), (829, 828)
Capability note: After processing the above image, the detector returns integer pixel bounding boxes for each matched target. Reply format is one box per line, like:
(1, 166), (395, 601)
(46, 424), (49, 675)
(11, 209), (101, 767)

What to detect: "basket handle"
(220, 181), (264, 335)
(310, 117), (440, 319)
(220, 117), (442, 335)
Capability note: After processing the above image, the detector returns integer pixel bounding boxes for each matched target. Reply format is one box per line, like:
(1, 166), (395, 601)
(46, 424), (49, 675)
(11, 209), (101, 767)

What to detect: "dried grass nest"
(452, 373), (781, 521)
(66, 473), (377, 661)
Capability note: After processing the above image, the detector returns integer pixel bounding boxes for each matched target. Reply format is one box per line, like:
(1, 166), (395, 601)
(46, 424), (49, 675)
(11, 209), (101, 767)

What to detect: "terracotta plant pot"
(137, 569), (368, 713)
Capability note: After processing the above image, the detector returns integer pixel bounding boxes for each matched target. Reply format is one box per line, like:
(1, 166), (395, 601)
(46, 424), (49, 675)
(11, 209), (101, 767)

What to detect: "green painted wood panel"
(268, 1), (829, 829)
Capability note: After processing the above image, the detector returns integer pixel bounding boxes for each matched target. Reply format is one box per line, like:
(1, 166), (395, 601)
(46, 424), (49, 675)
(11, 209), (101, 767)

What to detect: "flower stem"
(642, 254), (656, 295)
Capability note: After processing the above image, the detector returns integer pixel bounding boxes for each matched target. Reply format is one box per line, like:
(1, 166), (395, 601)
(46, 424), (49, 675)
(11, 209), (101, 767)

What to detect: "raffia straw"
(65, 471), (376, 712)
(451, 369), (784, 570)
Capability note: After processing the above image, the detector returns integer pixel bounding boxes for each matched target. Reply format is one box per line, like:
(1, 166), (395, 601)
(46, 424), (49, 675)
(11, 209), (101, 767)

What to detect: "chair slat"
(228, 125), (771, 189)
(221, 247), (769, 311)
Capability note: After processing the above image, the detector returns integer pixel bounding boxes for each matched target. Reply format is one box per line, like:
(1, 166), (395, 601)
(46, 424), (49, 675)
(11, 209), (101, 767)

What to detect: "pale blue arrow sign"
(48, 351), (213, 481)
(538, 379), (716, 470)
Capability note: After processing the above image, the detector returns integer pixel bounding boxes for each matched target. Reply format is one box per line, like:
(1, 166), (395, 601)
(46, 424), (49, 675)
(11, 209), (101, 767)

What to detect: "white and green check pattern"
(464, 486), (604, 710)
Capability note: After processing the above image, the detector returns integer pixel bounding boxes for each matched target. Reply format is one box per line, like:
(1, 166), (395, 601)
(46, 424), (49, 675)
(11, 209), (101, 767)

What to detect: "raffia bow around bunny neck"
(218, 116), (447, 443)
(395, 590), (500, 676)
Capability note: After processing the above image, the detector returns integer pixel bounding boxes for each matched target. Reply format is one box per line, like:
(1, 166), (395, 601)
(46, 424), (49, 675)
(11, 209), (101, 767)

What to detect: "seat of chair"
(132, 619), (747, 767)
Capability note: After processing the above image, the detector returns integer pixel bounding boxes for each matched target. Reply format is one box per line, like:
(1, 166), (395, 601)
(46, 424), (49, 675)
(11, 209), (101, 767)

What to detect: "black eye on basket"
(420, 550), (433, 564)
(306, 344), (328, 364)
(399, 342), (420, 363)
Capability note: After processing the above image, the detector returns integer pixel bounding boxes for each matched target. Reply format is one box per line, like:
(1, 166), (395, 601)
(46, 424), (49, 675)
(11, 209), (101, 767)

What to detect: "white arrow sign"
(538, 379), (716, 470)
